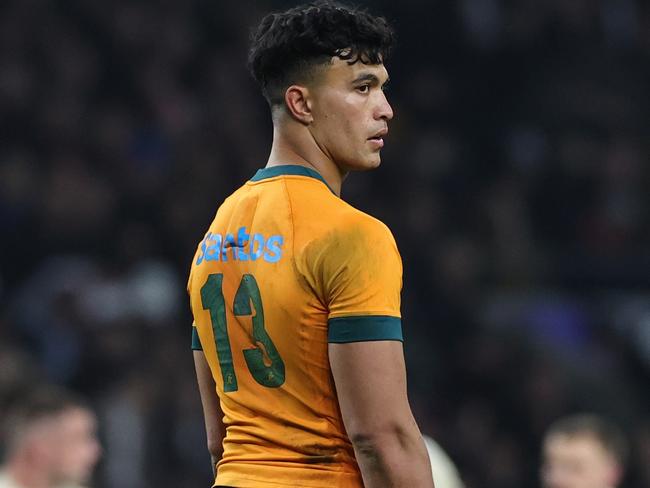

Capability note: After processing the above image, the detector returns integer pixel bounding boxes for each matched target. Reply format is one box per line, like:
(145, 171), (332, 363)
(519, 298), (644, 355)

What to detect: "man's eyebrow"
(351, 73), (390, 85)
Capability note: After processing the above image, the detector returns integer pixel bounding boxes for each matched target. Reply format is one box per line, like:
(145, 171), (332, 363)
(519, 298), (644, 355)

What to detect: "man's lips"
(368, 128), (388, 148)
(368, 128), (388, 140)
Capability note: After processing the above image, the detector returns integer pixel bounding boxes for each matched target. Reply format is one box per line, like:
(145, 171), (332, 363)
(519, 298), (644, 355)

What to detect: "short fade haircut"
(248, 0), (394, 107)
(2, 385), (89, 455)
(545, 413), (629, 465)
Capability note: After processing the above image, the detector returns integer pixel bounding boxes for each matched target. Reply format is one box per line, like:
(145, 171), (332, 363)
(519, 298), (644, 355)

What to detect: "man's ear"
(284, 85), (313, 125)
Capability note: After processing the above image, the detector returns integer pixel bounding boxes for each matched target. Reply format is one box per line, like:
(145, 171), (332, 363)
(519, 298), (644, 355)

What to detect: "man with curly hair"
(188, 2), (434, 487)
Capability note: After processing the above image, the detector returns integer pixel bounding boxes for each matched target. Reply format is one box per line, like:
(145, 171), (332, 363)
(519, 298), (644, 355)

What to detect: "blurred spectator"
(0, 386), (101, 488)
(423, 435), (464, 488)
(541, 414), (628, 488)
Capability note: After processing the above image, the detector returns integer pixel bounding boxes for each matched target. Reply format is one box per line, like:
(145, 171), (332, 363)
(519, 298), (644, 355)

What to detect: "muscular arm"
(194, 350), (226, 474)
(329, 340), (434, 488)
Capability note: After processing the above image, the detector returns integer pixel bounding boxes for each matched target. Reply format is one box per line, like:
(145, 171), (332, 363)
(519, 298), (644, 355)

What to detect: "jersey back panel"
(188, 166), (402, 488)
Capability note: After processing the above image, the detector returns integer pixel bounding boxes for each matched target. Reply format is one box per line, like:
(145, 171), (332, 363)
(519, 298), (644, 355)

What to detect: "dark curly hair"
(248, 1), (394, 106)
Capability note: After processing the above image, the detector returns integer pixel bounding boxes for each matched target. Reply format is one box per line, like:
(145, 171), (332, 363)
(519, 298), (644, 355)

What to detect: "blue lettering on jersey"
(249, 233), (265, 261)
(264, 235), (284, 263)
(236, 227), (250, 261)
(222, 233), (236, 261)
(196, 234), (208, 265)
(197, 232), (223, 265)
(195, 227), (284, 265)
(205, 233), (222, 262)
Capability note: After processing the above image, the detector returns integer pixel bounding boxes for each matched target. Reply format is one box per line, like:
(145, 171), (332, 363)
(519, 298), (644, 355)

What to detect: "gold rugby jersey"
(188, 165), (403, 488)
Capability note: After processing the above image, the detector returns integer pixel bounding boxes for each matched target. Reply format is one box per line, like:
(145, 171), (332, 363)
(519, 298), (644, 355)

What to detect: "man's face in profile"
(48, 407), (102, 484)
(307, 56), (393, 172)
(541, 433), (621, 488)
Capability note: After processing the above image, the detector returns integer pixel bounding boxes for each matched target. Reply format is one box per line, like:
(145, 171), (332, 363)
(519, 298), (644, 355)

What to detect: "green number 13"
(201, 273), (285, 392)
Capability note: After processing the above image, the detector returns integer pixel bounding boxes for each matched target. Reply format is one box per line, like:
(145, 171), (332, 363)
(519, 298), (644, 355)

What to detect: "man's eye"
(356, 84), (370, 93)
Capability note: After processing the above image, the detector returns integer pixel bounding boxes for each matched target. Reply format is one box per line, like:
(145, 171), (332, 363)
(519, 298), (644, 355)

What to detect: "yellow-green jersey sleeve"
(310, 217), (403, 343)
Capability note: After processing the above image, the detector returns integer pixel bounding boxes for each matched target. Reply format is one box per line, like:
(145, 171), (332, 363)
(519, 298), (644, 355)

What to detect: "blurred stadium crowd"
(1, 1), (649, 487)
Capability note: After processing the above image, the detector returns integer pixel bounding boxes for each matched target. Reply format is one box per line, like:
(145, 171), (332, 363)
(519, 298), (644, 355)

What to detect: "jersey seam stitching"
(279, 177), (297, 267)
(281, 177), (324, 305)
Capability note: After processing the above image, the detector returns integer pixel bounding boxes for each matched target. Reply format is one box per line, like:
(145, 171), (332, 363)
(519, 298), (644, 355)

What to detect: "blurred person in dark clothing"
(0, 386), (101, 488)
(541, 414), (627, 488)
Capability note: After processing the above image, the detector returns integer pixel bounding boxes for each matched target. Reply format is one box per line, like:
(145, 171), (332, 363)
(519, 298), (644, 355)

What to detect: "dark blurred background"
(1, 0), (649, 487)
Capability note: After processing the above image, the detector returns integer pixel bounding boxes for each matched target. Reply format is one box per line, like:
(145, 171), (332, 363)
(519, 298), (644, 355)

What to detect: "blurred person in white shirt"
(0, 386), (101, 488)
(422, 435), (464, 488)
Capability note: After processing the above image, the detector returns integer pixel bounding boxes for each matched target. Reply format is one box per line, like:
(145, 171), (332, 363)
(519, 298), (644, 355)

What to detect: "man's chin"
(365, 155), (382, 170)
(353, 156), (382, 171)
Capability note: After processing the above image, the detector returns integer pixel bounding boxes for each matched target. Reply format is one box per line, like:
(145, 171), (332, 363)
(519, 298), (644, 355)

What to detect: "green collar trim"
(251, 165), (335, 194)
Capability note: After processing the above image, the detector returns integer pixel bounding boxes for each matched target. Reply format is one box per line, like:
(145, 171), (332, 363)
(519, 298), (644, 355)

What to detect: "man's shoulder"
(291, 185), (392, 234)
(331, 202), (395, 242)
(298, 203), (399, 268)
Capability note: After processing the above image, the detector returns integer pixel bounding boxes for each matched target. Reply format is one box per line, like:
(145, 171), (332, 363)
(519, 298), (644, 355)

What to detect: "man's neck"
(266, 124), (346, 197)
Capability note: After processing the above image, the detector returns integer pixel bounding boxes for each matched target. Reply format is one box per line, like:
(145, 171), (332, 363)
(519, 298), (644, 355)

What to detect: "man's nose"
(375, 91), (394, 121)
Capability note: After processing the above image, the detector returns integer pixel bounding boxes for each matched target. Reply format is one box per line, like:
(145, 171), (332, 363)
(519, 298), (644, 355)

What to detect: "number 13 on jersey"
(201, 273), (286, 392)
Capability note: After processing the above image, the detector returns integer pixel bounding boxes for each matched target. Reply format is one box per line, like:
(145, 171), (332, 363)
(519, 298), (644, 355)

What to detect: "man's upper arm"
(320, 217), (412, 435)
(329, 340), (415, 439)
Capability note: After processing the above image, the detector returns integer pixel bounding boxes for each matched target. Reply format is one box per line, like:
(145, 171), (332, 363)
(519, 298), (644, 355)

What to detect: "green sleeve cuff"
(191, 327), (203, 350)
(328, 315), (403, 343)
